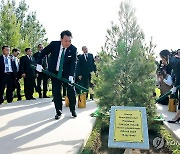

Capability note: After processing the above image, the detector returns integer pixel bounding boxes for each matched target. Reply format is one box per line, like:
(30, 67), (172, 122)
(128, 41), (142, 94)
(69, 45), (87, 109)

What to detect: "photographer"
(159, 49), (180, 123)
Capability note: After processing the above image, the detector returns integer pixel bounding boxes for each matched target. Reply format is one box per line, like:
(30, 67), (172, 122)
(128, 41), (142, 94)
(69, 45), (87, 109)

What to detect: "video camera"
(157, 60), (166, 78)
(170, 49), (178, 57)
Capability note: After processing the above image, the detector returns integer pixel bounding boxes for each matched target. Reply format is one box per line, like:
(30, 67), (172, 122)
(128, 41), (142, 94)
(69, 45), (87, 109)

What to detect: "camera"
(170, 50), (178, 57)
(157, 60), (166, 78)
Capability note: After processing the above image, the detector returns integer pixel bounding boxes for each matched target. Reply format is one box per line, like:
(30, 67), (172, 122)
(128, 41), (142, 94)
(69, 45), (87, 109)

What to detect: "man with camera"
(160, 49), (180, 123)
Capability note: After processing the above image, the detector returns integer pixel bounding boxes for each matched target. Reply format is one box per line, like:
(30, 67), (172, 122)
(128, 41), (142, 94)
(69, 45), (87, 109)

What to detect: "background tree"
(21, 11), (47, 51)
(0, 0), (48, 54)
(93, 0), (157, 129)
(0, 0), (21, 48)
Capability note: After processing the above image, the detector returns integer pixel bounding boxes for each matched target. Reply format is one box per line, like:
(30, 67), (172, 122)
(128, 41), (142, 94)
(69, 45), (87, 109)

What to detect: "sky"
(14, 0), (180, 56)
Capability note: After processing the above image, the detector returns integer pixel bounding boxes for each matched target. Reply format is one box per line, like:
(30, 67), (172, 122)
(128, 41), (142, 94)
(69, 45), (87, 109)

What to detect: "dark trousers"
(52, 77), (76, 115)
(0, 73), (14, 104)
(75, 77), (81, 95)
(24, 76), (35, 99)
(62, 84), (67, 97)
(158, 95), (169, 105)
(171, 88), (180, 110)
(36, 72), (48, 96)
(81, 74), (91, 89)
(14, 79), (21, 100)
(81, 74), (91, 98)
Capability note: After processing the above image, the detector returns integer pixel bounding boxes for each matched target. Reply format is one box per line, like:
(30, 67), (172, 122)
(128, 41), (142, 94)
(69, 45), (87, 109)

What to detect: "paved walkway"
(0, 98), (97, 154)
(156, 103), (180, 142)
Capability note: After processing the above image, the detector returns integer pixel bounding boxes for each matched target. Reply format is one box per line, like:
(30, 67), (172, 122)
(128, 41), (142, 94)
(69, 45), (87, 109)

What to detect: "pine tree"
(0, 0), (48, 53)
(94, 1), (157, 128)
(0, 0), (21, 48)
(22, 11), (47, 52)
(15, 0), (48, 52)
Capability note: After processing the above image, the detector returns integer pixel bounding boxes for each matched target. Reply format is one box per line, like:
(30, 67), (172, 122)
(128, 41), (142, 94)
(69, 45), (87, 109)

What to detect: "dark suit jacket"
(0, 55), (17, 78)
(37, 41), (77, 78)
(19, 55), (36, 78)
(169, 57), (180, 86)
(9, 55), (22, 79)
(76, 53), (96, 77)
(33, 52), (40, 63)
(33, 51), (48, 69)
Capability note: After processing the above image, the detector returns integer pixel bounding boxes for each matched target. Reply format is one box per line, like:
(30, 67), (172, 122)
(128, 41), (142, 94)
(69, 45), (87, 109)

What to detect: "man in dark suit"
(11, 48), (22, 101)
(20, 48), (36, 100)
(33, 44), (49, 98)
(160, 50), (180, 123)
(0, 46), (17, 104)
(36, 30), (77, 119)
(76, 46), (96, 98)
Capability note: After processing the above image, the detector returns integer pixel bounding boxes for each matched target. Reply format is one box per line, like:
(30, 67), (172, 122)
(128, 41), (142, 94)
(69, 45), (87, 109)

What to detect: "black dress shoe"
(90, 94), (94, 100)
(55, 113), (62, 120)
(71, 111), (77, 117)
(167, 117), (180, 123)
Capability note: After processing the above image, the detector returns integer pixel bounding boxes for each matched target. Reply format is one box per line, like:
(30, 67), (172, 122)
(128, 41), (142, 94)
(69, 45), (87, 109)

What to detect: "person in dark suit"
(74, 54), (81, 95)
(0, 46), (17, 104)
(36, 30), (77, 119)
(160, 50), (180, 123)
(33, 44), (49, 98)
(19, 48), (37, 100)
(11, 48), (22, 101)
(76, 46), (96, 99)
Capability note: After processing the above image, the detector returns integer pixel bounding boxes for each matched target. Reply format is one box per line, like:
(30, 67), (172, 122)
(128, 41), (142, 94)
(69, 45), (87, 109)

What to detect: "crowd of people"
(1, 30), (179, 122)
(157, 49), (180, 124)
(0, 30), (98, 119)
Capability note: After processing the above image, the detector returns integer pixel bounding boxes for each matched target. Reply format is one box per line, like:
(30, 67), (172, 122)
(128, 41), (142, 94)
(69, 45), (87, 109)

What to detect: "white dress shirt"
(27, 55), (32, 60)
(56, 44), (66, 71)
(163, 74), (173, 86)
(84, 53), (88, 61)
(3, 55), (13, 73)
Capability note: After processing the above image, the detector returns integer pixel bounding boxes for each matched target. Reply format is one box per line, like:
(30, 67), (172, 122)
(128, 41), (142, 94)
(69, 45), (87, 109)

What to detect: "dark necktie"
(58, 48), (65, 78)
(85, 54), (88, 61)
